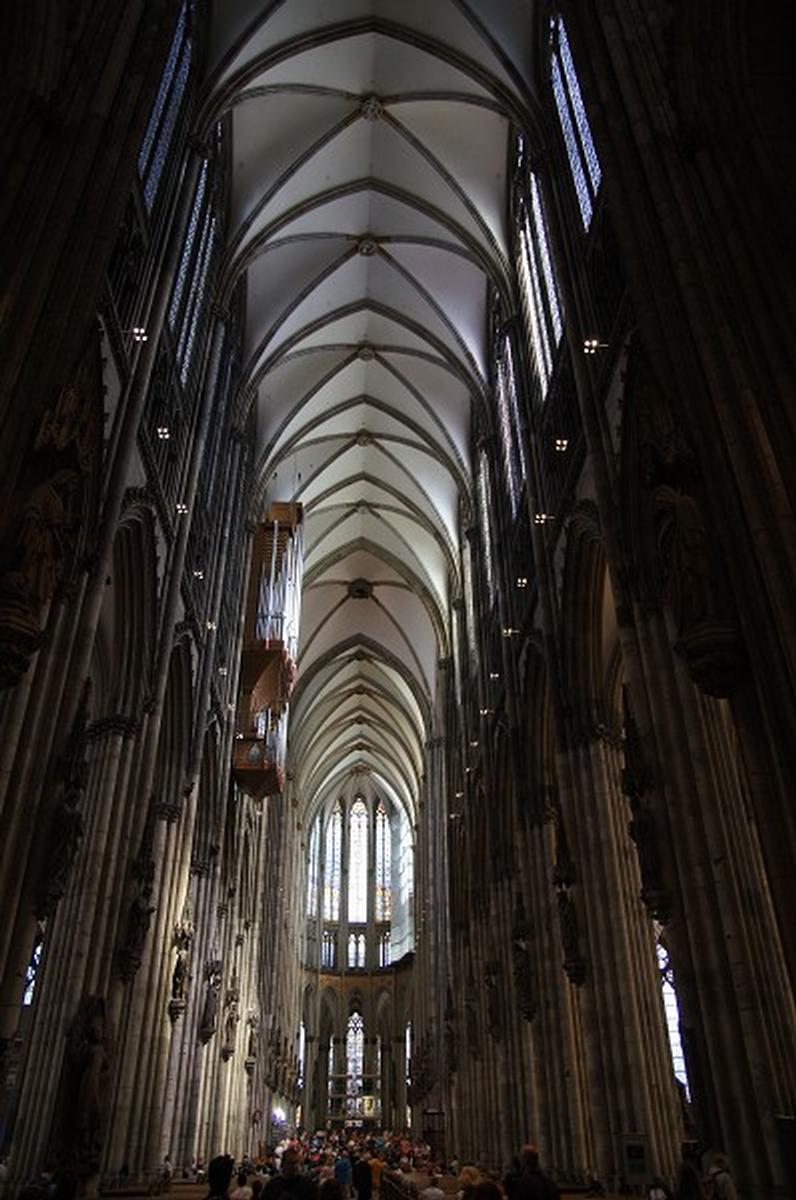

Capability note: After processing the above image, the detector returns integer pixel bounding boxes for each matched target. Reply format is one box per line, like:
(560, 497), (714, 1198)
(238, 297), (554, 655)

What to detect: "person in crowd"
(472, 1183), (502, 1200)
(319, 1182), (344, 1200)
(368, 1154), (383, 1198)
(262, 1147), (318, 1200)
(334, 1152), (352, 1200)
(231, 1170), (254, 1200)
(647, 1177), (671, 1200)
(420, 1174), (445, 1200)
(208, 1156), (236, 1200)
(456, 1165), (481, 1200)
(503, 1157), (521, 1200)
(673, 1162), (706, 1200)
(352, 1157), (372, 1200)
(705, 1155), (737, 1200)
(513, 1146), (558, 1200)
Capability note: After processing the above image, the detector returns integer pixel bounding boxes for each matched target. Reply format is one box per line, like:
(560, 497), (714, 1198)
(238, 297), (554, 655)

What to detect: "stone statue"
(172, 950), (188, 1001)
(198, 961), (222, 1044)
(224, 998), (239, 1050)
(118, 892), (155, 983)
(557, 888), (586, 986)
(511, 897), (537, 1022)
(51, 996), (112, 1175)
(35, 684), (90, 919)
(484, 962), (503, 1042)
(247, 1012), (260, 1060)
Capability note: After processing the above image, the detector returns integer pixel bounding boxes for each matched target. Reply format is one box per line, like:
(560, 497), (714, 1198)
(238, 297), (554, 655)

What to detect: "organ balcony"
(232, 502), (303, 800)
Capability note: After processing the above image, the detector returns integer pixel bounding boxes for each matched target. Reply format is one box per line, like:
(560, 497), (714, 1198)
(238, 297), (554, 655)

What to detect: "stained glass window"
(348, 798), (368, 922)
(375, 800), (392, 921)
(322, 929), (336, 969)
(551, 14), (602, 229)
(495, 331), (527, 517)
(346, 1012), (365, 1115)
(323, 802), (342, 921)
(167, 152), (218, 387)
(348, 931), (365, 969)
(307, 819), (320, 918)
(656, 936), (690, 1097)
(379, 930), (391, 967)
(22, 935), (44, 1007)
(517, 159), (564, 401)
(139, 1), (192, 212)
(477, 451), (496, 600)
(298, 1021), (306, 1088)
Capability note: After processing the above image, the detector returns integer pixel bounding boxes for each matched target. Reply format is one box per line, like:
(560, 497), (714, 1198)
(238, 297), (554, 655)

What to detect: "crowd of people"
(167, 1134), (738, 1200)
(0, 1132), (739, 1200)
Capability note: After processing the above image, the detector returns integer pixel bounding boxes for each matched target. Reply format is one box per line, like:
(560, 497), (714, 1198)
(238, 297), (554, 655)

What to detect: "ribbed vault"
(204, 0), (536, 824)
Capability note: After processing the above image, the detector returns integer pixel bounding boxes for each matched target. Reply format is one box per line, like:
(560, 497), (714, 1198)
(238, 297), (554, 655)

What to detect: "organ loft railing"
(232, 502), (304, 800)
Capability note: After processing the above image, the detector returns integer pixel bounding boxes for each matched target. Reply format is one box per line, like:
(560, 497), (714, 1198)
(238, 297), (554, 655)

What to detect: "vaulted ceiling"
(203, 1), (536, 823)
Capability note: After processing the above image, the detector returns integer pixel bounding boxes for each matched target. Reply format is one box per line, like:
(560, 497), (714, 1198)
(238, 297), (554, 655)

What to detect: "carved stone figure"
(556, 889), (586, 986)
(198, 961), (223, 1044)
(511, 896), (537, 1022)
(0, 356), (100, 689)
(247, 1011), (260, 1060)
(51, 996), (112, 1175)
(171, 950), (188, 1001)
(484, 962), (504, 1042)
(35, 684), (90, 919)
(118, 803), (156, 982)
(118, 893), (156, 983)
(622, 689), (671, 922)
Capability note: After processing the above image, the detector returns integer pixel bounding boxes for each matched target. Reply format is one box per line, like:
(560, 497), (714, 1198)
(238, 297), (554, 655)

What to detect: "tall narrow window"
(322, 929), (336, 969)
(298, 1022), (306, 1088)
(347, 932), (365, 969)
(346, 1012), (365, 1115)
(477, 451), (496, 601)
(22, 933), (44, 1007)
(399, 810), (414, 911)
(495, 331), (527, 516)
(379, 930), (391, 967)
(139, 1), (192, 212)
(307, 819), (320, 918)
(551, 13), (602, 228)
(518, 164), (563, 399)
(375, 800), (392, 921)
(168, 154), (218, 386)
(348, 798), (368, 922)
(656, 933), (690, 1098)
(323, 802), (342, 921)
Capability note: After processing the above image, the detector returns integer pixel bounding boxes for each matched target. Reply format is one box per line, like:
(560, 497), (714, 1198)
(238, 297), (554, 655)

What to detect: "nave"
(0, 3), (794, 1199)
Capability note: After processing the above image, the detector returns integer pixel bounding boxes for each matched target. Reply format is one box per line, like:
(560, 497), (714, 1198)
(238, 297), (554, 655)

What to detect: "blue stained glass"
(529, 175), (563, 343)
(138, 2), (187, 178)
(323, 802), (342, 921)
(179, 214), (217, 383)
(552, 56), (593, 228)
(520, 214), (553, 390)
(143, 43), (191, 211)
(496, 356), (519, 516)
(558, 18), (602, 194)
(22, 938), (43, 1007)
(307, 819), (320, 917)
(504, 336), (527, 482)
(348, 798), (368, 923)
(375, 800), (391, 921)
(169, 159), (208, 330)
(478, 452), (495, 599)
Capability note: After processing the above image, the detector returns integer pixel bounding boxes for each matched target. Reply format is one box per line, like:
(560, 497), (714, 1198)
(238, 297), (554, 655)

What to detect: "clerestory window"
(550, 13), (602, 229)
